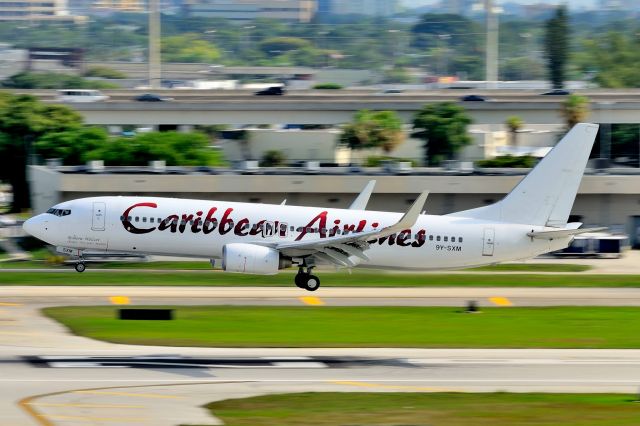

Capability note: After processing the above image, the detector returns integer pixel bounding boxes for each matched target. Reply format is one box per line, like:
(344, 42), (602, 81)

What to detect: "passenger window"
(135, 217), (139, 222)
(150, 218), (154, 223)
(297, 227), (303, 232)
(459, 237), (464, 243)
(444, 236), (448, 242)
(437, 236), (441, 241)
(429, 235), (433, 241)
(143, 217), (147, 223)
(120, 216), (124, 221)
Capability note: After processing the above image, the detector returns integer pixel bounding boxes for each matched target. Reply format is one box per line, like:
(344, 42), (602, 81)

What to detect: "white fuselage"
(25, 196), (571, 270)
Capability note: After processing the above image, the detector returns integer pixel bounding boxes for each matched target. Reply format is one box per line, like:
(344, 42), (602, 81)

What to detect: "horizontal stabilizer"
(527, 227), (607, 240)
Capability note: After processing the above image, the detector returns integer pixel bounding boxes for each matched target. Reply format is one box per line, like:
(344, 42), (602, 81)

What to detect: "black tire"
(75, 263), (86, 273)
(295, 273), (307, 288)
(304, 275), (320, 292)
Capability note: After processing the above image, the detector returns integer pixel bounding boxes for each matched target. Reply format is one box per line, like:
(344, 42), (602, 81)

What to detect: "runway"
(3, 289), (640, 425)
(4, 285), (640, 306)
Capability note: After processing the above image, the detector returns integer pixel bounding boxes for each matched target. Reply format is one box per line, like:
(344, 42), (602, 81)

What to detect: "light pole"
(148, 0), (161, 89)
(485, 0), (499, 88)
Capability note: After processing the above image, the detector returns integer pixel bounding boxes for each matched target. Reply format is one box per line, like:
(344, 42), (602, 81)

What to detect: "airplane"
(23, 123), (604, 292)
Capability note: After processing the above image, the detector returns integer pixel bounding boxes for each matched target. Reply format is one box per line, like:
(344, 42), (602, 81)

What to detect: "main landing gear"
(295, 267), (320, 292)
(74, 262), (86, 273)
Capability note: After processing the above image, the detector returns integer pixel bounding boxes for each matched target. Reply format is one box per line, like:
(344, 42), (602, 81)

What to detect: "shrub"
(313, 83), (343, 90)
(476, 155), (537, 168)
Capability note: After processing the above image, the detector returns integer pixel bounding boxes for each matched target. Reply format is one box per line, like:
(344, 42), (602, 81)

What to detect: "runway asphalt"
(3, 278), (640, 424)
(4, 285), (640, 307)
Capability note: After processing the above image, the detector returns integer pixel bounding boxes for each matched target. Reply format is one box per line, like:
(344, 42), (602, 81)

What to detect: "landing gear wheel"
(75, 262), (86, 273)
(304, 275), (320, 292)
(294, 273), (308, 288)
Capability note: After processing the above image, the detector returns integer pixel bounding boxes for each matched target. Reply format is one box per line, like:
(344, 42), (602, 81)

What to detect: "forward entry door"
(92, 202), (106, 231)
(483, 228), (495, 256)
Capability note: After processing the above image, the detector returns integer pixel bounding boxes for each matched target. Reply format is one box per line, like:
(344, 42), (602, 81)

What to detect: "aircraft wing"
(275, 191), (429, 267)
(527, 227), (607, 240)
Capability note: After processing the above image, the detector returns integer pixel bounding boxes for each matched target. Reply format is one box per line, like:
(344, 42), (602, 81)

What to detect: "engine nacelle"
(222, 243), (290, 275)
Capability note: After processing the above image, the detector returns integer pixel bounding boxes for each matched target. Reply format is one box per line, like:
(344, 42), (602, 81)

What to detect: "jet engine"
(222, 243), (291, 275)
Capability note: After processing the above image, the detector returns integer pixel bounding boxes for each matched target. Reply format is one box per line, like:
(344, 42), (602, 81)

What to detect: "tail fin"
(450, 123), (599, 227)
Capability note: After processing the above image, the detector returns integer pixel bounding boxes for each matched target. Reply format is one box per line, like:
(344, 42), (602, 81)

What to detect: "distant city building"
(93, 0), (143, 12)
(186, 0), (316, 22)
(598, 0), (638, 10)
(0, 0), (85, 21)
(330, 0), (398, 16)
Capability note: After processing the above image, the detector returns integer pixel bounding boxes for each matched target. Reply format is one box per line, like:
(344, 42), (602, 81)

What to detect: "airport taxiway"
(1, 291), (640, 425)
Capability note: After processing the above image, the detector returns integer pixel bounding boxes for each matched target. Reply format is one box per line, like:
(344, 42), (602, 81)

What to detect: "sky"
(400, 0), (596, 9)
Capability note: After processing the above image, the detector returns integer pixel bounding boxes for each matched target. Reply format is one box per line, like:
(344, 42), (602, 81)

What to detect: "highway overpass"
(15, 90), (640, 126)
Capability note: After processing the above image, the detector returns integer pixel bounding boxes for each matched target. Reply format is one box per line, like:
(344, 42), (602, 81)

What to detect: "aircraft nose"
(23, 215), (45, 238)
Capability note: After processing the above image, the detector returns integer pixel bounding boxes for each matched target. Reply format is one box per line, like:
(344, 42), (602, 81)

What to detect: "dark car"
(541, 89), (571, 95)
(135, 93), (173, 102)
(460, 94), (488, 102)
(255, 86), (285, 96)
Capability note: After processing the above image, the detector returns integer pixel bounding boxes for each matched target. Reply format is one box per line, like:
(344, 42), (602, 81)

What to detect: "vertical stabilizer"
(450, 123), (599, 227)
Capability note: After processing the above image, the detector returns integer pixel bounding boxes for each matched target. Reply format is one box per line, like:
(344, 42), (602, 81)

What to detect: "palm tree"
(505, 116), (524, 147)
(562, 95), (590, 130)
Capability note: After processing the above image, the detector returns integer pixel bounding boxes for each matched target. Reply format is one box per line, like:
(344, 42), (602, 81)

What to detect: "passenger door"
(92, 202), (106, 231)
(482, 228), (495, 256)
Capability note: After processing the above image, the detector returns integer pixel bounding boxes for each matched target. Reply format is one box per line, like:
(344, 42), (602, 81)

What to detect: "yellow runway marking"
(0, 302), (22, 306)
(74, 390), (185, 399)
(489, 297), (513, 306)
(299, 296), (325, 306)
(109, 296), (130, 305)
(330, 380), (450, 392)
(28, 402), (145, 409)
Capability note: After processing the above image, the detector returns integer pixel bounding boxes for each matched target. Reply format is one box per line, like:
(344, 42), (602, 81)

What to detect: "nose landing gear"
(295, 266), (320, 292)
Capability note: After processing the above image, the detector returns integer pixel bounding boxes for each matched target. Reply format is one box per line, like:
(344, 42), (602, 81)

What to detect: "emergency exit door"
(92, 202), (106, 231)
(483, 228), (495, 256)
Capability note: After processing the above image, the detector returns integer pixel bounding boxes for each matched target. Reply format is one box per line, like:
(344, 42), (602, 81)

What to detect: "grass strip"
(43, 306), (640, 348)
(186, 392), (640, 426)
(0, 260), (591, 272)
(1, 271), (637, 287)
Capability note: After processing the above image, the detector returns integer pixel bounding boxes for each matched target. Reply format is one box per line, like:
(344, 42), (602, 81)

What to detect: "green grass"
(0, 260), (591, 272)
(0, 271), (637, 287)
(469, 263), (591, 272)
(43, 306), (640, 348)
(187, 392), (640, 426)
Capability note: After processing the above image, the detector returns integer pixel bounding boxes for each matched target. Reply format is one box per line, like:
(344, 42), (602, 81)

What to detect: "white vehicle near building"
(56, 89), (109, 103)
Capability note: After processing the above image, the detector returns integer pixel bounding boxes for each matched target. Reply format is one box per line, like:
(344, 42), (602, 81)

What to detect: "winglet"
(349, 180), (376, 210)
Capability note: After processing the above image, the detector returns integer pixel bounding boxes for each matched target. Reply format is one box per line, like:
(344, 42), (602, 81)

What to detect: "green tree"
(34, 127), (108, 165)
(259, 37), (311, 56)
(562, 95), (590, 130)
(162, 34), (221, 63)
(412, 103), (472, 166)
(340, 110), (405, 155)
(505, 116), (525, 147)
(2, 72), (119, 89)
(260, 150), (287, 167)
(544, 6), (570, 89)
(87, 132), (214, 166)
(0, 95), (83, 211)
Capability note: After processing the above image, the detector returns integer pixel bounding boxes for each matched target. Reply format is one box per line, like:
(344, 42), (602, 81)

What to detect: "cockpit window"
(46, 208), (71, 217)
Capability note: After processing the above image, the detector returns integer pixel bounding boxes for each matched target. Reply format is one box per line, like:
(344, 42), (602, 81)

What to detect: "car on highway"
(460, 94), (488, 102)
(254, 86), (286, 96)
(541, 89), (572, 95)
(135, 93), (174, 102)
(56, 89), (109, 103)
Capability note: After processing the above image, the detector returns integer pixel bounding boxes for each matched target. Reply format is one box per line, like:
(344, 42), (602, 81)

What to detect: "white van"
(56, 89), (109, 103)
